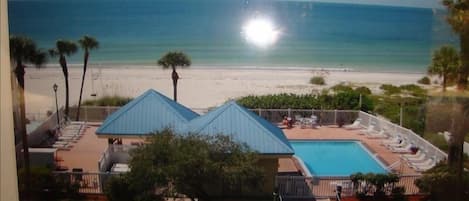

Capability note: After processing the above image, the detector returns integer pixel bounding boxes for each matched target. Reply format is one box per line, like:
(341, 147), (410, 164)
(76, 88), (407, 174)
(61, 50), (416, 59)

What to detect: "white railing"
(98, 144), (136, 172)
(358, 111), (447, 162)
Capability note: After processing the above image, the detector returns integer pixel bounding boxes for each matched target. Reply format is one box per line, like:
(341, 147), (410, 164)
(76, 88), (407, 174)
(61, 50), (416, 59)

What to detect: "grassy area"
(422, 132), (449, 152)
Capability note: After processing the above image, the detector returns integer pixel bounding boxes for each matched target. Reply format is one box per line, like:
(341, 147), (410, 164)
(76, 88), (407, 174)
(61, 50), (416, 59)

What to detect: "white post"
(1, 0), (20, 199)
(399, 103), (403, 126)
(359, 94), (362, 110)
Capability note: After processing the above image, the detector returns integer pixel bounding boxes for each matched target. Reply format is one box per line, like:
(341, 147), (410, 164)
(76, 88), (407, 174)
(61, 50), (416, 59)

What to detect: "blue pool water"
(290, 141), (387, 176)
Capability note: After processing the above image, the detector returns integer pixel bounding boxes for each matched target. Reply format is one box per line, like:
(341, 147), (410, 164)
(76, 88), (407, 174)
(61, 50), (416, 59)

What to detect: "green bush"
(355, 86), (372, 95)
(380, 84), (401, 95)
(310, 76), (325, 85)
(415, 164), (469, 201)
(83, 96), (133, 106)
(418, 76), (431, 85)
(350, 172), (401, 200)
(331, 84), (353, 92)
(423, 132), (449, 152)
(400, 84), (427, 97)
(236, 92), (374, 111)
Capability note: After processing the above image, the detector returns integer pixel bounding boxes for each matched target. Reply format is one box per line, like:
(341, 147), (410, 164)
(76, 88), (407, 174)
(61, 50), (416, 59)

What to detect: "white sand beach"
(22, 66), (425, 115)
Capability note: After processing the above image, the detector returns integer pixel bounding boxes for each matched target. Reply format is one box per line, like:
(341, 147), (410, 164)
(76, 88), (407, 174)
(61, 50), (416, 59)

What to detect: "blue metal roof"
(96, 89), (199, 136)
(185, 101), (294, 155)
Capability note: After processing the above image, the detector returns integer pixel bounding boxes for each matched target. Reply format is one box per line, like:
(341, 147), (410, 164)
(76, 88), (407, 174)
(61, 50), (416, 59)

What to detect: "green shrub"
(236, 92), (374, 111)
(423, 132), (449, 152)
(354, 86), (372, 95)
(350, 172), (401, 200)
(380, 84), (401, 95)
(83, 96), (133, 106)
(418, 76), (431, 85)
(331, 84), (353, 92)
(400, 84), (427, 97)
(310, 76), (325, 85)
(415, 164), (469, 201)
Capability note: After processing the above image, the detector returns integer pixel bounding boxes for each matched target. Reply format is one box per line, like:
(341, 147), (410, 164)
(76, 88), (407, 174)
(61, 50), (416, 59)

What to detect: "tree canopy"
(157, 51), (191, 69)
(106, 130), (263, 201)
(428, 46), (460, 92)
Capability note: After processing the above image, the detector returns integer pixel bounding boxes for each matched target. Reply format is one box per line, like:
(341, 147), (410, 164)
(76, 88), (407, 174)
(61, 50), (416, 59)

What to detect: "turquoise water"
(8, 0), (457, 72)
(290, 141), (387, 176)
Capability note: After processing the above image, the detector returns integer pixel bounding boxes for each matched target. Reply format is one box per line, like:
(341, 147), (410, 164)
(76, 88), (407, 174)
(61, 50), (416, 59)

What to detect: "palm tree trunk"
(60, 55), (70, 120)
(171, 66), (179, 102)
(76, 51), (89, 121)
(14, 61), (31, 196)
(457, 33), (469, 90)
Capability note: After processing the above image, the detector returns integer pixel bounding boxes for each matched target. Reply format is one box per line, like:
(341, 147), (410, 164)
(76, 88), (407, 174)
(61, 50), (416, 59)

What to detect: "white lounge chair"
(390, 144), (412, 153)
(344, 119), (361, 130)
(409, 158), (433, 169)
(381, 136), (400, 146)
(385, 139), (406, 148)
(401, 150), (424, 161)
(358, 125), (375, 135)
(410, 158), (436, 172)
(367, 129), (388, 139)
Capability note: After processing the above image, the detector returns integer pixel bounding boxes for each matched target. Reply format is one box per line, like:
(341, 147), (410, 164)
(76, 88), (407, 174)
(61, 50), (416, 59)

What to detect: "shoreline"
(42, 63), (426, 74)
(23, 66), (427, 116)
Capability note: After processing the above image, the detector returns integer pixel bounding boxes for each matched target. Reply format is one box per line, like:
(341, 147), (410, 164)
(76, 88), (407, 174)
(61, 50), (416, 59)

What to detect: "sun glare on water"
(242, 18), (279, 48)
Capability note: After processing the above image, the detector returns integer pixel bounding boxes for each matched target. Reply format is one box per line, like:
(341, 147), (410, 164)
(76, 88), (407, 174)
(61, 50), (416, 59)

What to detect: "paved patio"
(58, 124), (417, 175)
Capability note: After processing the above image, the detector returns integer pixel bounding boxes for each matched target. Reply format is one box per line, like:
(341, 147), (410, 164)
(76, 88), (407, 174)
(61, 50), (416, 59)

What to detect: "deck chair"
(344, 119), (361, 130)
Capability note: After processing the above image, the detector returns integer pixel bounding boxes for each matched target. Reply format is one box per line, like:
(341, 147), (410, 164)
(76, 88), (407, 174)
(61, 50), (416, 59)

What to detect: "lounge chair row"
(343, 119), (438, 172)
(52, 121), (87, 150)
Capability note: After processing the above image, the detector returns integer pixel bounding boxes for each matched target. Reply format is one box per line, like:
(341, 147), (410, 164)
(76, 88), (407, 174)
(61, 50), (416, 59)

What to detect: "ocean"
(8, 0), (458, 72)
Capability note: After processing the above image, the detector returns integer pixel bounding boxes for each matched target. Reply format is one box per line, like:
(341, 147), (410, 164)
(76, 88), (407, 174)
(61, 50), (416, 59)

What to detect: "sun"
(242, 18), (279, 48)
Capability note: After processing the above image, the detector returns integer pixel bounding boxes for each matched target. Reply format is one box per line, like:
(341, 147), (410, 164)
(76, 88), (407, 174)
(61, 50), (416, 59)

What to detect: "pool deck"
(278, 125), (417, 175)
(57, 124), (417, 175)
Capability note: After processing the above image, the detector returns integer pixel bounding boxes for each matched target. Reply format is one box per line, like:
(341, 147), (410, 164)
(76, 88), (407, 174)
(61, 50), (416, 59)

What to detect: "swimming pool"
(290, 140), (387, 177)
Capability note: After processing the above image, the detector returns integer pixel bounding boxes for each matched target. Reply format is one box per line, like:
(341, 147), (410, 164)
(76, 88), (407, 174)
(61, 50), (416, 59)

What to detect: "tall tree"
(9, 35), (47, 195)
(157, 51), (191, 102)
(443, 0), (469, 90)
(49, 40), (77, 120)
(76, 36), (99, 121)
(428, 46), (460, 92)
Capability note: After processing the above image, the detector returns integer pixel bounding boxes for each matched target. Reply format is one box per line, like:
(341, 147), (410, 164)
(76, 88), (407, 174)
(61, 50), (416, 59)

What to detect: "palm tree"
(157, 51), (191, 102)
(443, 0), (469, 90)
(428, 46), (460, 92)
(9, 35), (46, 192)
(76, 36), (99, 121)
(49, 40), (78, 119)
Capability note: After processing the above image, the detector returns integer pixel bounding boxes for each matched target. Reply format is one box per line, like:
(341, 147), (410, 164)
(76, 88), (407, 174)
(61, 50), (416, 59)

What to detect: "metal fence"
(68, 106), (360, 126)
(276, 174), (421, 199)
(250, 109), (359, 125)
(69, 106), (120, 122)
(53, 172), (119, 194)
(358, 111), (447, 162)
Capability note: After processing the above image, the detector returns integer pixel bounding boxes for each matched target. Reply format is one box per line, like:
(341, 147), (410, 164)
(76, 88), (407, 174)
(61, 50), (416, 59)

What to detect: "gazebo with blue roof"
(96, 89), (199, 138)
(184, 101), (294, 194)
(185, 101), (294, 155)
(95, 90), (294, 195)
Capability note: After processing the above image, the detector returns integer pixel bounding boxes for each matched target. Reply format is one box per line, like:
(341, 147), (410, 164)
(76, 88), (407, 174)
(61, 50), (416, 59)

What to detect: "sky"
(286, 0), (443, 9)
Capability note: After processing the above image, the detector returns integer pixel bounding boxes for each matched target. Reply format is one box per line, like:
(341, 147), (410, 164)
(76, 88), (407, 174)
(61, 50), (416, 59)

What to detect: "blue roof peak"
(96, 89), (199, 136)
(186, 101), (294, 155)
